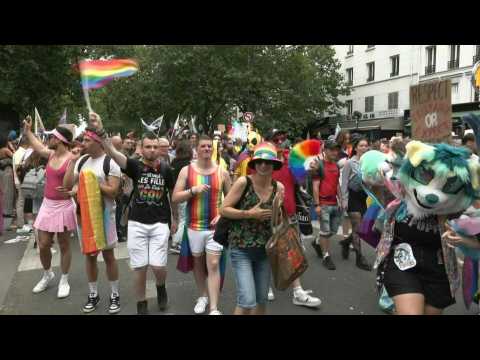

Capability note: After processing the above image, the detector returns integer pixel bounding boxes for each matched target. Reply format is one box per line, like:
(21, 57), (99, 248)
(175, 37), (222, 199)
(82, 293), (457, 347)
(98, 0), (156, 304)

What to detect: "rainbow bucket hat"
(248, 142), (283, 170)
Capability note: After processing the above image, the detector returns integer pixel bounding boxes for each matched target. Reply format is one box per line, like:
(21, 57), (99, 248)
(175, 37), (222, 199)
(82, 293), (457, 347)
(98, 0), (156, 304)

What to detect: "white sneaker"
(17, 225), (33, 234)
(268, 287), (275, 301)
(57, 280), (71, 299)
(209, 309), (222, 315)
(293, 290), (322, 308)
(194, 296), (209, 314)
(33, 272), (55, 294)
(169, 245), (181, 254)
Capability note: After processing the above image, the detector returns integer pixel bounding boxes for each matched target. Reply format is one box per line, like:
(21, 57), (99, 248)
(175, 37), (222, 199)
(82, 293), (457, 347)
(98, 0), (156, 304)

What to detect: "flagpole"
(34, 107), (38, 135)
(80, 60), (93, 114)
(83, 85), (93, 114)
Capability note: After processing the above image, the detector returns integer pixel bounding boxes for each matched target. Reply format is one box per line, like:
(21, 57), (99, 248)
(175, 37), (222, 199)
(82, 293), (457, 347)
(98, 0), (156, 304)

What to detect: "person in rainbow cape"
(64, 114), (122, 314)
(172, 134), (232, 315)
(360, 135), (480, 315)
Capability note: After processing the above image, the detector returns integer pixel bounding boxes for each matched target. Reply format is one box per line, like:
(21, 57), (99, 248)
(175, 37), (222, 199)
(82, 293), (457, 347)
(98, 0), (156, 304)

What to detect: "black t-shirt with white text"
(123, 158), (174, 225)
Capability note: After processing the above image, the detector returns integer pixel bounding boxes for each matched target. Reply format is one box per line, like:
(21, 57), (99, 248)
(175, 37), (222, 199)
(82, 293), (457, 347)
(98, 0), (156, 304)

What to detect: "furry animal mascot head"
(247, 131), (262, 152)
(361, 140), (480, 219)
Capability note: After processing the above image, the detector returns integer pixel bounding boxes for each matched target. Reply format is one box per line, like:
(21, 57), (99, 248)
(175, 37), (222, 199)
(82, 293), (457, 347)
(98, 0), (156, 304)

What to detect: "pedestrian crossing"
(17, 234), (130, 272)
(12, 221), (330, 273)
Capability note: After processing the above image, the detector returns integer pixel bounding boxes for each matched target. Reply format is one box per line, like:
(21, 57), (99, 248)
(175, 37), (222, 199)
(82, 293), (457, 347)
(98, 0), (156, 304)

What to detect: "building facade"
(328, 45), (480, 139)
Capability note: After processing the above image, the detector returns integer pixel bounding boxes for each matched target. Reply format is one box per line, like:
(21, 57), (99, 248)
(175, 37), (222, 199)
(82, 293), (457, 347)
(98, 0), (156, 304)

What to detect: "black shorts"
(347, 189), (367, 215)
(383, 245), (455, 309)
(24, 198), (33, 213)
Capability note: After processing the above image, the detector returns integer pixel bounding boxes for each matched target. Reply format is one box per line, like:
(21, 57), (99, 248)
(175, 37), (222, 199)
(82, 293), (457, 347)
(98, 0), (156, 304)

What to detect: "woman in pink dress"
(23, 116), (77, 300)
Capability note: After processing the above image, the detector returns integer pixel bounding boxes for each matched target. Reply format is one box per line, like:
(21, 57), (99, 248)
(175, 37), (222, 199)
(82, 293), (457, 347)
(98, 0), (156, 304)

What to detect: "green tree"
(0, 45), (85, 128)
(0, 45), (349, 139)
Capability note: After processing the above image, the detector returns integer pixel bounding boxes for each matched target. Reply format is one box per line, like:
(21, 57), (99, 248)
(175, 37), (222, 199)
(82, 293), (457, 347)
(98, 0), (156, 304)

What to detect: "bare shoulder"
(179, 165), (190, 177)
(236, 176), (248, 186)
(230, 176), (248, 192)
(276, 181), (285, 191)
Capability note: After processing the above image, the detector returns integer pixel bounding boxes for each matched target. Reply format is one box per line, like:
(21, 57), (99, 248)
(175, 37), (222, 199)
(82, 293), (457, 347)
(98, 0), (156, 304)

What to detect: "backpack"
(347, 161), (363, 192)
(21, 167), (46, 199)
(77, 155), (111, 178)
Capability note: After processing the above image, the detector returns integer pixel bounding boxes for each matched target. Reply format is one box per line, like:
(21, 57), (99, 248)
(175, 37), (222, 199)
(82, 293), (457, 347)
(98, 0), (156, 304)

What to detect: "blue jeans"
(319, 205), (342, 237)
(230, 247), (271, 309)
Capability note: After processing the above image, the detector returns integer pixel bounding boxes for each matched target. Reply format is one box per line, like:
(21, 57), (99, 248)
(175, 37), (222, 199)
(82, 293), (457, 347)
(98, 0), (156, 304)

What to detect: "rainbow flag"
(79, 59), (139, 90)
(78, 169), (107, 254)
(176, 225), (227, 291)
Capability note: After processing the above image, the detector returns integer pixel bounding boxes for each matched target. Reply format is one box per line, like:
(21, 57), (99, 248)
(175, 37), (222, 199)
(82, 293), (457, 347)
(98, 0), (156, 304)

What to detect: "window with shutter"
(388, 92), (399, 110)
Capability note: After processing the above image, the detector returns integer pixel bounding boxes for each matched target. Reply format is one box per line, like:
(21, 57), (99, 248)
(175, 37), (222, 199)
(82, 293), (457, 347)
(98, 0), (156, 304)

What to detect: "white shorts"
(187, 228), (223, 256)
(127, 221), (170, 269)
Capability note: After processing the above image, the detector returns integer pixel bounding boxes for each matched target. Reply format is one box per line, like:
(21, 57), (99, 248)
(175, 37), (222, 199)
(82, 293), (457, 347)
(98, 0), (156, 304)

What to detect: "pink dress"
(34, 156), (77, 233)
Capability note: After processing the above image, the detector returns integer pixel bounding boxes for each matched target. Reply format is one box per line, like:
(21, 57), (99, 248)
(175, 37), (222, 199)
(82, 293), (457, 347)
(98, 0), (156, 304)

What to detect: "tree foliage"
(0, 45), (349, 138)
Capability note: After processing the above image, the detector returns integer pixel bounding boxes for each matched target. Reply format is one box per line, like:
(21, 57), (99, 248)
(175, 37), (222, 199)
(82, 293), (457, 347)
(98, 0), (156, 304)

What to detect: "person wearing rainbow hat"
(221, 142), (285, 314)
(267, 134), (322, 308)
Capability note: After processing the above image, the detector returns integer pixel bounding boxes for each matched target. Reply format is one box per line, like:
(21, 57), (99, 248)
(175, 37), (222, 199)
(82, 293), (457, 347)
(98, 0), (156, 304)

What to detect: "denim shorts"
(319, 205), (342, 237)
(230, 247), (271, 309)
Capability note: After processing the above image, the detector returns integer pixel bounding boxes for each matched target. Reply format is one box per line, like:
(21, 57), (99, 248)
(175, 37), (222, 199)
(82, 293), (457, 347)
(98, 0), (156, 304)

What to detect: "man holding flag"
(63, 114), (122, 314)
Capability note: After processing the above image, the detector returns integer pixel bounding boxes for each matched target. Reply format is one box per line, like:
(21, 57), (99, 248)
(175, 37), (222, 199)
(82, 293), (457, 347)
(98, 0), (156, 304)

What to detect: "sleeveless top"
(186, 164), (223, 231)
(229, 178), (278, 249)
(45, 155), (71, 200)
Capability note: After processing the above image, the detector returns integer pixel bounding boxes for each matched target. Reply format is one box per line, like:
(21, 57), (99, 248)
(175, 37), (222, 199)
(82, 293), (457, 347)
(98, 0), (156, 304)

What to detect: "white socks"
(293, 286), (304, 298)
(44, 269), (54, 277)
(88, 282), (98, 296)
(88, 281), (119, 297)
(110, 280), (119, 296)
(60, 274), (69, 284)
(323, 252), (330, 259)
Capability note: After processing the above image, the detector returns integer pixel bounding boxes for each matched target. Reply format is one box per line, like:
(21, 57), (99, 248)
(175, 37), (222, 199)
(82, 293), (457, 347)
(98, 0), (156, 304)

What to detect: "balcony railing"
(448, 59), (459, 70)
(425, 64), (436, 75)
(474, 54), (480, 64)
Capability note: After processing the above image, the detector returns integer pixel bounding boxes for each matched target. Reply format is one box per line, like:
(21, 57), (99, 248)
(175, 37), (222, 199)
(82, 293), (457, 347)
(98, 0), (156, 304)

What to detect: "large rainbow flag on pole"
(79, 59), (139, 90)
(78, 58), (139, 113)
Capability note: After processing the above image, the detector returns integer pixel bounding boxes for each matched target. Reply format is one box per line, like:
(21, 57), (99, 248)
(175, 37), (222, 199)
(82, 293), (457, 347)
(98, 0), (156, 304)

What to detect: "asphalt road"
(0, 226), (478, 315)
